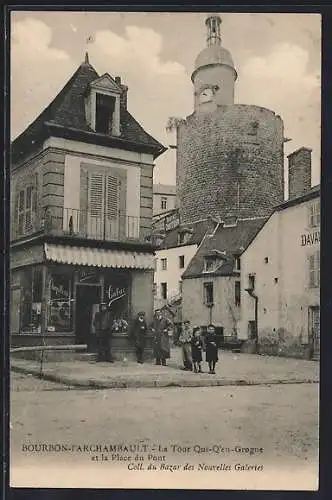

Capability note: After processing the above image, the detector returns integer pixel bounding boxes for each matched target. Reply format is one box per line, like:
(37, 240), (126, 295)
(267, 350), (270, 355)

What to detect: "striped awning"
(44, 243), (154, 269)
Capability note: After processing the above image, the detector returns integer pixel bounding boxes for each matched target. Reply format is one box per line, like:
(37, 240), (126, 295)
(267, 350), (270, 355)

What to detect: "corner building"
(10, 54), (166, 359)
(176, 15), (284, 224)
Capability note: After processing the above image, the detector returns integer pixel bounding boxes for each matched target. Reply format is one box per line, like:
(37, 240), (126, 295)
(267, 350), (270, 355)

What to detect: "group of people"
(93, 304), (218, 374)
(92, 305), (172, 365)
(179, 320), (218, 374)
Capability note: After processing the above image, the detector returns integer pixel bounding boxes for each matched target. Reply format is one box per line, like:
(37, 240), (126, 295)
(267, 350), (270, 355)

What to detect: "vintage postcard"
(9, 11), (320, 490)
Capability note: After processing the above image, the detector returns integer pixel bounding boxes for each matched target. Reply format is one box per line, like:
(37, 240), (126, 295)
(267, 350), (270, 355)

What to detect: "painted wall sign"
(301, 231), (320, 247)
(165, 210), (180, 232)
(108, 285), (127, 306)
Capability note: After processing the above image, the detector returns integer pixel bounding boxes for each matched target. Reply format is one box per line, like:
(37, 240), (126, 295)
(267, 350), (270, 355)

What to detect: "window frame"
(161, 258), (167, 271)
(309, 250), (320, 288)
(95, 93), (116, 135)
(203, 281), (214, 306)
(16, 185), (36, 237)
(161, 282), (168, 300)
(235, 280), (241, 307)
(308, 201), (320, 228)
(161, 196), (168, 210)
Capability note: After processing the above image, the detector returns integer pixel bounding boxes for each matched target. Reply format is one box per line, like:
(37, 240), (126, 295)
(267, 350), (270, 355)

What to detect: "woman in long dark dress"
(191, 327), (204, 373)
(205, 324), (218, 374)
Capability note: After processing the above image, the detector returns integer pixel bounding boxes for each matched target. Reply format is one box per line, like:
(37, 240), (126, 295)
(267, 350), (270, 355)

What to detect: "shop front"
(10, 243), (155, 360)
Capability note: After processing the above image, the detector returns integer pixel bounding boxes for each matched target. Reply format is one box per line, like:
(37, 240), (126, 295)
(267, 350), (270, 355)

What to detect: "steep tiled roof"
(159, 219), (209, 250)
(182, 217), (268, 279)
(11, 60), (166, 163)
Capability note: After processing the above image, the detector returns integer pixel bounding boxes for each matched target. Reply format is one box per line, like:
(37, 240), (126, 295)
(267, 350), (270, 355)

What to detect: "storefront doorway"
(309, 306), (320, 360)
(75, 284), (101, 349)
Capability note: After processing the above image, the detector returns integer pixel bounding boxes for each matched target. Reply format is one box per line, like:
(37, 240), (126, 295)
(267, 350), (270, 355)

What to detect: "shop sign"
(107, 285), (127, 306)
(78, 270), (100, 283)
(300, 231), (320, 247)
(165, 210), (180, 232)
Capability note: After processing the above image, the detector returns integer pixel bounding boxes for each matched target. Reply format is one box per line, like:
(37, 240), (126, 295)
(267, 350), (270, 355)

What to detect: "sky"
(10, 11), (321, 189)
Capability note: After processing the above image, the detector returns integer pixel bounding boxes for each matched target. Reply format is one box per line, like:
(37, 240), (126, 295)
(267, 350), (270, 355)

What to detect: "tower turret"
(192, 15), (237, 112)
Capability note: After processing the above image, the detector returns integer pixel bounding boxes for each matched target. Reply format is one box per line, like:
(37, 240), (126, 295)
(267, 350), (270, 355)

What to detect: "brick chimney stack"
(287, 147), (312, 199)
(115, 76), (128, 110)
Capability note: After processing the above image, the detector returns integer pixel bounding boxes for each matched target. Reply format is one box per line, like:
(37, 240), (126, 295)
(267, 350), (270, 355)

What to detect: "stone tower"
(176, 15), (285, 224)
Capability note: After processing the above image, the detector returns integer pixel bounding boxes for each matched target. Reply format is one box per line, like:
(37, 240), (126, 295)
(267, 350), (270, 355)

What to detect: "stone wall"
(176, 104), (284, 224)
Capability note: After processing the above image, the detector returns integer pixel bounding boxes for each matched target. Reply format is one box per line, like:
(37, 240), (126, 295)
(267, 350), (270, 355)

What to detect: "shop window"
(161, 197), (168, 210)
(203, 282), (214, 306)
(47, 272), (73, 332)
(161, 282), (167, 300)
(235, 281), (241, 307)
(104, 271), (130, 333)
(308, 201), (320, 228)
(20, 267), (43, 333)
(179, 255), (185, 269)
(161, 258), (167, 271)
(309, 251), (320, 288)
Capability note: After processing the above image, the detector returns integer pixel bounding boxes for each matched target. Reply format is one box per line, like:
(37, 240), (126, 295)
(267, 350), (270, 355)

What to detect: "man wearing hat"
(178, 319), (193, 370)
(131, 311), (148, 363)
(93, 302), (113, 362)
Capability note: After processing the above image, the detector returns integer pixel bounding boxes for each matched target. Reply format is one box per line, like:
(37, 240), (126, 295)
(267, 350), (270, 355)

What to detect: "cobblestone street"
(10, 372), (319, 490)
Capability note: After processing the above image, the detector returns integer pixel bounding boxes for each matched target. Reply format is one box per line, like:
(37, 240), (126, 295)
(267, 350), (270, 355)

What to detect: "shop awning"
(44, 243), (154, 270)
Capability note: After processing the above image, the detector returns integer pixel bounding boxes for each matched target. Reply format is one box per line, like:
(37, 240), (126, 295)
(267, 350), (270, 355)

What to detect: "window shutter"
(308, 254), (316, 288)
(17, 190), (25, 236)
(88, 173), (105, 238)
(24, 186), (33, 233)
(308, 204), (314, 228)
(105, 175), (120, 239)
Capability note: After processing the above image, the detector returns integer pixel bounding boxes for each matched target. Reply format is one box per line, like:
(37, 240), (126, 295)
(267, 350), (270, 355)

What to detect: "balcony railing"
(12, 207), (146, 242)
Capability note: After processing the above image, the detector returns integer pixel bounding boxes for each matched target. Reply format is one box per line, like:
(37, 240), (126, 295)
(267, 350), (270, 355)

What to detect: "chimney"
(287, 147), (312, 199)
(115, 76), (128, 111)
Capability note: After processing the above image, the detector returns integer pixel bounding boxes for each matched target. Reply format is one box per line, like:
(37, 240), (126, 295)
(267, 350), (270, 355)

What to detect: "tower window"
(95, 93), (116, 134)
(248, 120), (259, 136)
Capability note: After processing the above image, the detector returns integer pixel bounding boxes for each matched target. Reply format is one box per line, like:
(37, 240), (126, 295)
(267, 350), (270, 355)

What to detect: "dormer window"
(203, 250), (226, 273)
(204, 256), (217, 272)
(95, 93), (116, 134)
(86, 73), (122, 137)
(178, 227), (193, 245)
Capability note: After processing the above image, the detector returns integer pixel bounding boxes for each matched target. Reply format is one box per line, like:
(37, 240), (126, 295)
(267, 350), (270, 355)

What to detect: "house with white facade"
(239, 148), (320, 360)
(153, 221), (208, 312)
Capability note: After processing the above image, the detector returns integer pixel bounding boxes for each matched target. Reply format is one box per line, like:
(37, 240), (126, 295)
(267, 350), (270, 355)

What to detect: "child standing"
(205, 324), (218, 374)
(191, 327), (204, 373)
